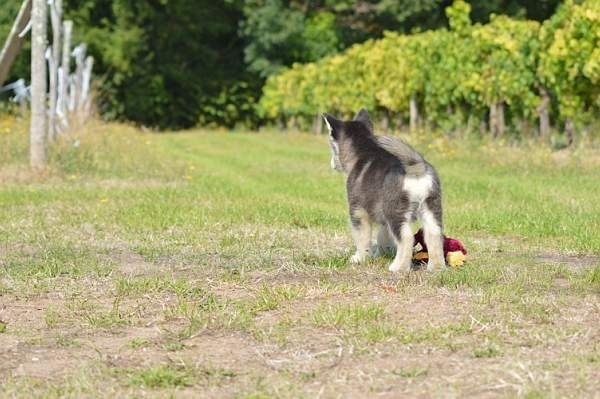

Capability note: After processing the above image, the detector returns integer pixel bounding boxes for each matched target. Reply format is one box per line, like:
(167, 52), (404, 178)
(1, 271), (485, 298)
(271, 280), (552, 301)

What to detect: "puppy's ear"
(354, 108), (373, 132)
(322, 113), (342, 139)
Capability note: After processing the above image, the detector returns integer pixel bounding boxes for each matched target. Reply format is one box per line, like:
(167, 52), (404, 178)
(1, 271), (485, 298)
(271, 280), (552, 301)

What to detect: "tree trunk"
(537, 86), (550, 142)
(394, 114), (404, 131)
(564, 118), (575, 147)
(379, 109), (390, 133)
(30, 0), (47, 169)
(496, 101), (505, 138)
(479, 119), (487, 136)
(409, 94), (419, 132)
(489, 103), (497, 136)
(490, 101), (505, 138)
(48, 0), (62, 141)
(312, 113), (323, 135)
(287, 116), (297, 131)
(0, 0), (32, 87)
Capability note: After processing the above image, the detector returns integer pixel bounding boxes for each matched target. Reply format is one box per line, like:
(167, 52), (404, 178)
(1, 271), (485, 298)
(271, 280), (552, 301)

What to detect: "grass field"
(1, 118), (599, 398)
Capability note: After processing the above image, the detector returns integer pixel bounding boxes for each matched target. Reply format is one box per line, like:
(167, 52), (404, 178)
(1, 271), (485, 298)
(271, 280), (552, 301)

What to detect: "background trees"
(1, 0), (578, 132)
(260, 0), (599, 140)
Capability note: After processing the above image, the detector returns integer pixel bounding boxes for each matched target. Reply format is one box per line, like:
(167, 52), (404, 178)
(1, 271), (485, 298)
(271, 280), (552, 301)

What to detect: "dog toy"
(412, 229), (467, 267)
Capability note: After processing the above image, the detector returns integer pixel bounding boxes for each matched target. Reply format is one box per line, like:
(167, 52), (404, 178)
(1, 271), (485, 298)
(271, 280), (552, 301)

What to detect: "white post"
(48, 0), (62, 140)
(58, 20), (72, 128)
(68, 73), (76, 113)
(30, 0), (48, 168)
(81, 55), (94, 119)
(73, 43), (86, 126)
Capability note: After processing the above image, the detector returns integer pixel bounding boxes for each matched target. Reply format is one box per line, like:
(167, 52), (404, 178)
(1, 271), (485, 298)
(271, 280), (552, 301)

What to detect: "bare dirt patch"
(535, 252), (599, 268)
(116, 250), (162, 276)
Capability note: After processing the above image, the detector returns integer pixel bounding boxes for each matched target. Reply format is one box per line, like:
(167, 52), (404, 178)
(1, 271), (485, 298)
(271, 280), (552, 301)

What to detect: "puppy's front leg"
(350, 208), (372, 263)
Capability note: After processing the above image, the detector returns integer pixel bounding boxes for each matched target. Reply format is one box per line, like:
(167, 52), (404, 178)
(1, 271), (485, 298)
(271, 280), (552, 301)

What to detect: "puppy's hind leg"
(350, 208), (372, 263)
(421, 204), (446, 272)
(374, 224), (395, 257)
(388, 218), (414, 273)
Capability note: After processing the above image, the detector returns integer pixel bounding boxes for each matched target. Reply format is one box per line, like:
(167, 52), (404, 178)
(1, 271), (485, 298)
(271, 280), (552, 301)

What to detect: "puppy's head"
(322, 109), (374, 173)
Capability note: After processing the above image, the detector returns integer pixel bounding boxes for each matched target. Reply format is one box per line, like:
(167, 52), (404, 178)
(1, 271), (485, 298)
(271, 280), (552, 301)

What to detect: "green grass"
(392, 367), (429, 378)
(312, 303), (386, 328)
(124, 364), (192, 388)
(128, 338), (150, 348)
(472, 345), (503, 358)
(0, 119), (599, 398)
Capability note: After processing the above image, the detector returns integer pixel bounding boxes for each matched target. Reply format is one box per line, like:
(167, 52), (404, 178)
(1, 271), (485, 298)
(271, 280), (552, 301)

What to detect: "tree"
(258, 0), (598, 140)
(61, 0), (255, 129)
(241, 0), (560, 79)
(0, 0), (566, 129)
(0, 0), (31, 87)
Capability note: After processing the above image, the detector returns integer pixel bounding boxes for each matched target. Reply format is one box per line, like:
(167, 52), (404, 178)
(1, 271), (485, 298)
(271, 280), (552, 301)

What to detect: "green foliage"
(0, 0), (31, 86)
(538, 0), (600, 121)
(0, 0), (566, 129)
(240, 0), (308, 77)
(59, 0), (258, 129)
(260, 0), (599, 135)
(446, 0), (472, 32)
(303, 12), (340, 61)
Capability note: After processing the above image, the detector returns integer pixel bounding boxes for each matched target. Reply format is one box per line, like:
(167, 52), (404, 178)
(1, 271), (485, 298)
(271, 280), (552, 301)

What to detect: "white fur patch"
(420, 205), (445, 270)
(403, 174), (433, 201)
(323, 115), (333, 134)
(421, 207), (441, 235)
(329, 139), (341, 170)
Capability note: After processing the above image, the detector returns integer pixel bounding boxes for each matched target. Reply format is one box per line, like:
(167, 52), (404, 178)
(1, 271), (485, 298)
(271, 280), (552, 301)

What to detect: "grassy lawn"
(1, 118), (599, 398)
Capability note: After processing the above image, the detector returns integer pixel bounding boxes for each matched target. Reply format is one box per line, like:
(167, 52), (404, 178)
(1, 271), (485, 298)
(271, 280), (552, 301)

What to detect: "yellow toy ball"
(446, 251), (466, 268)
(413, 250), (467, 268)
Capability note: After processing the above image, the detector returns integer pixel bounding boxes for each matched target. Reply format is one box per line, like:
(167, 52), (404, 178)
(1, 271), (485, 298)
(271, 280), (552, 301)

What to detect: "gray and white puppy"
(324, 109), (445, 272)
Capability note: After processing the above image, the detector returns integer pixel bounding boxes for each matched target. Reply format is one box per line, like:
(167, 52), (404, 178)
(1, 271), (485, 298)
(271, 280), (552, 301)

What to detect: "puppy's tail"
(376, 136), (426, 176)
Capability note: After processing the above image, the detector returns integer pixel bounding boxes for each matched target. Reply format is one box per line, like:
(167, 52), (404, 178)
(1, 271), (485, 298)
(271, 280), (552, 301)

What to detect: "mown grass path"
(1, 125), (599, 398)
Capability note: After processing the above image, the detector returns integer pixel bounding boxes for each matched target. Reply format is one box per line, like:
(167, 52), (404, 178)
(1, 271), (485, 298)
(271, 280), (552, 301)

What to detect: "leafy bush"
(260, 0), (600, 136)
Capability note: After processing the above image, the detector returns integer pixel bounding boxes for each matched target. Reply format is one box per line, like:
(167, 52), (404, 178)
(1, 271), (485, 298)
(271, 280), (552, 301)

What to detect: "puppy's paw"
(388, 261), (410, 273)
(426, 260), (446, 272)
(350, 252), (367, 264)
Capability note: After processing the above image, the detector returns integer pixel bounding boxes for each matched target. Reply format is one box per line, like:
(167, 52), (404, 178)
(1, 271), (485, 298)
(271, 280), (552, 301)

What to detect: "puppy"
(324, 109), (445, 272)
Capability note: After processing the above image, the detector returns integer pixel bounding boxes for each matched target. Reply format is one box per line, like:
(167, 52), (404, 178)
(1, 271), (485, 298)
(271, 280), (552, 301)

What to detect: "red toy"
(413, 229), (467, 257)
(413, 229), (468, 267)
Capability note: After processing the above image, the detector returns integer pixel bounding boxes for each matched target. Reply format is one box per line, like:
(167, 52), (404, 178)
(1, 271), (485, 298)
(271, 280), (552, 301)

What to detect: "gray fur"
(376, 136), (427, 176)
(323, 109), (446, 272)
